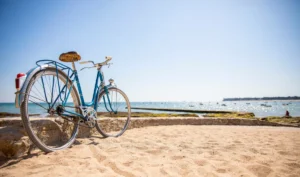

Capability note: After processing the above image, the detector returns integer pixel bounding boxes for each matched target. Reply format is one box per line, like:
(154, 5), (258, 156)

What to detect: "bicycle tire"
(20, 68), (80, 152)
(95, 87), (131, 137)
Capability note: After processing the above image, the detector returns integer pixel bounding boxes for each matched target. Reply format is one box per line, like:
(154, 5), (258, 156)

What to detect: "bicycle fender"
(15, 64), (50, 108)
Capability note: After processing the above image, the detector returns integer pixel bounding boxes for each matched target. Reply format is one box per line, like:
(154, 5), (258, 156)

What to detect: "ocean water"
(1, 101), (300, 117)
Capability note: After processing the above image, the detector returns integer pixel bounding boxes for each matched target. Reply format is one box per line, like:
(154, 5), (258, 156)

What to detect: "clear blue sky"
(0, 0), (299, 102)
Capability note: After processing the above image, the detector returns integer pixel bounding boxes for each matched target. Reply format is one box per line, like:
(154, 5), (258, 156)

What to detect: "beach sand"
(1, 125), (300, 177)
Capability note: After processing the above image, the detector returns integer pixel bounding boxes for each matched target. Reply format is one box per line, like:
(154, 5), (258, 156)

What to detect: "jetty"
(130, 107), (235, 114)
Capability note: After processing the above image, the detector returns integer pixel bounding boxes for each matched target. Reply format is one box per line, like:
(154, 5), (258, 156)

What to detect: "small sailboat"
(261, 104), (272, 107)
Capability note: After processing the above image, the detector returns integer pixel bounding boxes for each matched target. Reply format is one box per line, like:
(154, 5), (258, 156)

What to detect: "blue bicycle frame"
(34, 60), (116, 121)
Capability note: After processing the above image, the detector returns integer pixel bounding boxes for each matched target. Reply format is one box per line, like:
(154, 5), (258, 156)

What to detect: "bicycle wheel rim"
(96, 87), (131, 137)
(21, 68), (80, 152)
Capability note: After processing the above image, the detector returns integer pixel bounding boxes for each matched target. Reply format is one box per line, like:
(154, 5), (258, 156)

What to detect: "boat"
(261, 104), (272, 107)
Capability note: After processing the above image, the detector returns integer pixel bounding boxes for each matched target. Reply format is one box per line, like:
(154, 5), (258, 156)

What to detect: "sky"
(0, 0), (299, 102)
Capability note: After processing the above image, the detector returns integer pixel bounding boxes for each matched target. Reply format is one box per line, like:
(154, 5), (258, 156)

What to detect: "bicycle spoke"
(33, 83), (46, 101)
(29, 99), (48, 111)
(28, 94), (47, 103)
(41, 75), (52, 103)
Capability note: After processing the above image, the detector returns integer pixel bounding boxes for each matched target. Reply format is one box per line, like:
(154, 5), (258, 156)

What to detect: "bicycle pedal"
(79, 120), (85, 123)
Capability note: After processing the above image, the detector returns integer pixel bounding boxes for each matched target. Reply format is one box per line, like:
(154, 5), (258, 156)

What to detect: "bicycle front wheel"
(95, 87), (131, 137)
(20, 68), (80, 152)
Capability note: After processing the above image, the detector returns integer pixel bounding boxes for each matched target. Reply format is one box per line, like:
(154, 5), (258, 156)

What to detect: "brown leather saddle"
(59, 51), (81, 62)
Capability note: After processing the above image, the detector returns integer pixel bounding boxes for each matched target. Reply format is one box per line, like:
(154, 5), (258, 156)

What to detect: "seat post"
(71, 62), (76, 71)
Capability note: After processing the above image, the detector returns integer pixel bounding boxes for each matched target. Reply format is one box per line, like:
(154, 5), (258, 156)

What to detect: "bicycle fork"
(102, 87), (117, 114)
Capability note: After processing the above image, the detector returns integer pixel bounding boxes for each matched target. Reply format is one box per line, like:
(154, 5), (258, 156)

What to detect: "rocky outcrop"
(0, 126), (30, 158)
(0, 118), (94, 158)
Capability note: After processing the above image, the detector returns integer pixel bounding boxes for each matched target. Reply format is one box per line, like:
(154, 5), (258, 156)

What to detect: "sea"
(1, 101), (300, 118)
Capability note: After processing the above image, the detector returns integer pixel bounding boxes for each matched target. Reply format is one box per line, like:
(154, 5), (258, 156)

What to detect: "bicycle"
(14, 51), (131, 152)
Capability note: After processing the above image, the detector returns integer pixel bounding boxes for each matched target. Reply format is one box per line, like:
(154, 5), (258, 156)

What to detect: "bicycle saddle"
(59, 51), (81, 62)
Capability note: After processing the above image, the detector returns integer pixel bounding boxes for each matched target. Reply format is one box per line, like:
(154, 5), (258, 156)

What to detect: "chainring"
(81, 107), (97, 128)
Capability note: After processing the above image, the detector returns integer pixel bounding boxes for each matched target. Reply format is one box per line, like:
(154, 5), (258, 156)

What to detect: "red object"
(17, 73), (26, 78)
(285, 110), (290, 117)
(15, 73), (26, 90)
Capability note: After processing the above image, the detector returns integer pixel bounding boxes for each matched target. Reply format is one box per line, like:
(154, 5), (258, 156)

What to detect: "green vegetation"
(131, 107), (234, 114)
(0, 112), (21, 118)
(204, 113), (300, 126)
(203, 112), (255, 119)
(260, 116), (300, 126)
(132, 112), (198, 117)
(97, 112), (199, 117)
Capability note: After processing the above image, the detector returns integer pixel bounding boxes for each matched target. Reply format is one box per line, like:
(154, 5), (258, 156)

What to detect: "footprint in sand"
(123, 161), (133, 167)
(208, 150), (219, 156)
(171, 155), (185, 160)
(249, 148), (259, 154)
(240, 154), (253, 162)
(288, 175), (300, 177)
(247, 164), (273, 177)
(89, 145), (107, 163)
(278, 151), (293, 156)
(104, 161), (135, 177)
(28, 164), (49, 169)
(216, 168), (226, 173)
(194, 159), (208, 166)
(284, 162), (300, 168)
(233, 140), (242, 144)
(134, 145), (148, 150)
(146, 149), (162, 155)
(224, 144), (237, 150)
(90, 145), (135, 177)
(160, 168), (168, 175)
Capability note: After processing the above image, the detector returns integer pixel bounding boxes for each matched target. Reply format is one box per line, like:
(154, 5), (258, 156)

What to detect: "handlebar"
(79, 56), (112, 71)
(97, 56), (112, 66)
(79, 61), (92, 65)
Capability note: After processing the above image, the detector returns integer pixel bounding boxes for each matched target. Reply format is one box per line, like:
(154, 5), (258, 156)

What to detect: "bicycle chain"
(60, 115), (96, 128)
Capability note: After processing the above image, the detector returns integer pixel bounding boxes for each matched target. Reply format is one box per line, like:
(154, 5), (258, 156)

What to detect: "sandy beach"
(1, 125), (300, 177)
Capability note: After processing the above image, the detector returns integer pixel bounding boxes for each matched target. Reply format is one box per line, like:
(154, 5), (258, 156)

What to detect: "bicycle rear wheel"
(95, 87), (131, 137)
(20, 68), (80, 152)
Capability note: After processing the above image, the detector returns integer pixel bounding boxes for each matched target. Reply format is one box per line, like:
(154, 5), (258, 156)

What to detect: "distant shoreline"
(223, 97), (300, 101)
(223, 99), (300, 102)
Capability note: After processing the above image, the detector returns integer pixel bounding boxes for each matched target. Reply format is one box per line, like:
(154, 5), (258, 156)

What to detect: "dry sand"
(1, 125), (300, 177)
